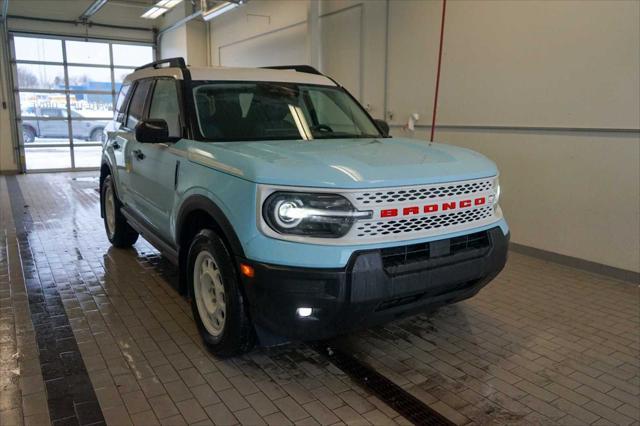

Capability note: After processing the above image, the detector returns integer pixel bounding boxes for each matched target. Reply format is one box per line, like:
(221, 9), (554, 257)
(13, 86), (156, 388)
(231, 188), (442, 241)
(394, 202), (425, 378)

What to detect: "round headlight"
(263, 192), (371, 238)
(274, 199), (303, 228)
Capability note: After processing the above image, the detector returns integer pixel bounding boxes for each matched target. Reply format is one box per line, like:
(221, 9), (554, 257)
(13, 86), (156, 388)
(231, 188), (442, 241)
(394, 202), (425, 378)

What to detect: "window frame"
(9, 32), (155, 171)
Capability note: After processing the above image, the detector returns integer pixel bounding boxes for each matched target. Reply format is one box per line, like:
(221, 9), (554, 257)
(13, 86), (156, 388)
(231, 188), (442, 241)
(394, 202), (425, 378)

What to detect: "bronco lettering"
(380, 197), (486, 218)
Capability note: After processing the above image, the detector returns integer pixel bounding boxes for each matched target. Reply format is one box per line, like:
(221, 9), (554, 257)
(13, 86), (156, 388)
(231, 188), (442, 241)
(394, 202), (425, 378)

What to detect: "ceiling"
(5, 0), (195, 30)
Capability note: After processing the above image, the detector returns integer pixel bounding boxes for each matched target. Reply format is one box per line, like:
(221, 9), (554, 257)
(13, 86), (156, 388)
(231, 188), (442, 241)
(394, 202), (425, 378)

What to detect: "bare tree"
(18, 68), (39, 88)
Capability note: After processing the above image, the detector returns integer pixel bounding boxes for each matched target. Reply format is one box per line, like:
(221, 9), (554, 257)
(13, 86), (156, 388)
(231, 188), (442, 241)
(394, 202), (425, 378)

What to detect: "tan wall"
(0, 28), (18, 173)
(205, 0), (640, 272)
(430, 0), (640, 272)
(392, 126), (640, 273)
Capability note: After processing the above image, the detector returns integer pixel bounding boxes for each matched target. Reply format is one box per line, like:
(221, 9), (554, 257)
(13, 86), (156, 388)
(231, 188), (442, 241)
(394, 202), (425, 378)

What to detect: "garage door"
(9, 33), (154, 172)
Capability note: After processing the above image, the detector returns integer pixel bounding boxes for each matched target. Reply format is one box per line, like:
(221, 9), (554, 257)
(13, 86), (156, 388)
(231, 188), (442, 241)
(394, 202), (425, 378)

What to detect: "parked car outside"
(100, 58), (509, 356)
(22, 107), (107, 143)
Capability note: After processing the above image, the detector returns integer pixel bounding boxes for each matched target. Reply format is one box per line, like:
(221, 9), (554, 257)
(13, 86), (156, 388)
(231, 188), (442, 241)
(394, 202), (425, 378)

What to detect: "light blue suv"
(100, 58), (509, 356)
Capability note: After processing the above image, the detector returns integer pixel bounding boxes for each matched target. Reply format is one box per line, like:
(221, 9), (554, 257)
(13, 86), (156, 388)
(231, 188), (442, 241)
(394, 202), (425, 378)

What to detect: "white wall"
(210, 0), (309, 67)
(160, 25), (188, 62)
(204, 0), (639, 273)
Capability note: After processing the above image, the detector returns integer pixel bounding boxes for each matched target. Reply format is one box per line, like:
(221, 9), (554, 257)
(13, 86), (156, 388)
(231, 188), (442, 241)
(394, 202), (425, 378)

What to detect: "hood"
(184, 137), (498, 189)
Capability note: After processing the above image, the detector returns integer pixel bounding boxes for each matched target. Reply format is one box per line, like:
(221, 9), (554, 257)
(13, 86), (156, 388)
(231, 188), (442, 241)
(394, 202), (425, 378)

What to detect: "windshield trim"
(189, 80), (385, 143)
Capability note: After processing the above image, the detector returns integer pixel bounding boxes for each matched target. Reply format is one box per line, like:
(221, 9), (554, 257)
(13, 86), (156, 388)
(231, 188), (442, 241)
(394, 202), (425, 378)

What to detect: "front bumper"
(238, 227), (509, 341)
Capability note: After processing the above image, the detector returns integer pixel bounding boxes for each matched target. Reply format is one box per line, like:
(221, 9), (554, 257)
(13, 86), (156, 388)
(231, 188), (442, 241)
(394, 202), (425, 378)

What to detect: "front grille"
(353, 179), (493, 205)
(381, 230), (491, 269)
(355, 206), (493, 238)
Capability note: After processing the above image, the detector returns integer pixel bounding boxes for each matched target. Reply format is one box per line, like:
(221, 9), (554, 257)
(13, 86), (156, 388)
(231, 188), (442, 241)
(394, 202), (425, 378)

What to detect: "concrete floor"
(0, 172), (638, 426)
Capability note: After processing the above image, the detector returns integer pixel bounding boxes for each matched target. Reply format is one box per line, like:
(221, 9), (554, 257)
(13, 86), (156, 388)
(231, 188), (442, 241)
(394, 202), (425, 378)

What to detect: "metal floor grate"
(312, 342), (454, 426)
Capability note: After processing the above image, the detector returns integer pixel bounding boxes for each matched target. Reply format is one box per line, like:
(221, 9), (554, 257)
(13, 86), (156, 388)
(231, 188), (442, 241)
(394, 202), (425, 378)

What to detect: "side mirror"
(374, 119), (390, 137)
(135, 119), (169, 143)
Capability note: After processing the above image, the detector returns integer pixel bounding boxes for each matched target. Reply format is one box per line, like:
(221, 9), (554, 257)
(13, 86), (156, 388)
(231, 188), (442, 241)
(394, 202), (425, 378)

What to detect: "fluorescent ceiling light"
(141, 0), (183, 19)
(157, 0), (183, 8)
(141, 7), (164, 19)
(202, 2), (239, 21)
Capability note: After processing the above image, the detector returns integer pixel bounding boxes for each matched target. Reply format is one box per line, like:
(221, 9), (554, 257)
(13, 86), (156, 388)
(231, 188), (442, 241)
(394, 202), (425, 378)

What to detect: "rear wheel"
(22, 126), (35, 143)
(187, 229), (255, 357)
(90, 128), (105, 142)
(101, 175), (138, 247)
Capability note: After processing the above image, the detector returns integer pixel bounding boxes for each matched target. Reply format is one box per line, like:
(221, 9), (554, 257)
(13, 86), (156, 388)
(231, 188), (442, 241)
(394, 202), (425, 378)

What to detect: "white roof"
(124, 65), (336, 86)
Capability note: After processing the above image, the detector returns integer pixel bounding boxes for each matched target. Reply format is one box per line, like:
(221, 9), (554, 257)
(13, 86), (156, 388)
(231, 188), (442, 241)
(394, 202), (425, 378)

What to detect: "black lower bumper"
(239, 227), (509, 341)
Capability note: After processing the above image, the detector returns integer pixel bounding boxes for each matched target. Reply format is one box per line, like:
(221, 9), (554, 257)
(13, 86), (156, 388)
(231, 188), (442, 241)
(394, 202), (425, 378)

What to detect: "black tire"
(90, 127), (105, 142)
(22, 126), (36, 143)
(101, 175), (139, 248)
(187, 229), (255, 357)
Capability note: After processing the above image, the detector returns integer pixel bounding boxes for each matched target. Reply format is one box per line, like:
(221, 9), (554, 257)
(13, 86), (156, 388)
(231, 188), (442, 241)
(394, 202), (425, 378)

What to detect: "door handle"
(112, 141), (120, 150)
(133, 149), (145, 160)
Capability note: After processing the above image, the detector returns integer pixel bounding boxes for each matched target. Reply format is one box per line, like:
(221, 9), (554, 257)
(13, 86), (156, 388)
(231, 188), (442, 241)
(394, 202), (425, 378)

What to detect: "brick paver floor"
(0, 172), (637, 426)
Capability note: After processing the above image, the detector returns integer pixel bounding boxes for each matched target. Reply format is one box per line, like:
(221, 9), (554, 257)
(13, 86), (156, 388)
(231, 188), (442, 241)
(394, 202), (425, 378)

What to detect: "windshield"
(192, 82), (381, 141)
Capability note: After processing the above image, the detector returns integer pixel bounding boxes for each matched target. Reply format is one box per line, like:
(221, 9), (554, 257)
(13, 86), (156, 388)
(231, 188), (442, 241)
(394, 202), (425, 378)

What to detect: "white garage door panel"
(219, 23), (307, 68)
(386, 0), (443, 126)
(320, 6), (362, 99)
(438, 0), (640, 129)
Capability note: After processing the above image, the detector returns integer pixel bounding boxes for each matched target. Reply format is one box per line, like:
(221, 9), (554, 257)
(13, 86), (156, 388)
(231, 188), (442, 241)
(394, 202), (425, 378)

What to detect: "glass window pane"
(16, 64), (65, 90)
(14, 36), (63, 62)
(67, 66), (112, 91)
(114, 68), (135, 86)
(115, 83), (131, 123)
(65, 40), (110, 65)
(72, 120), (110, 143)
(72, 94), (114, 115)
(19, 92), (68, 117)
(25, 147), (71, 170)
(73, 146), (102, 168)
(112, 44), (153, 67)
(149, 79), (181, 137)
(126, 80), (152, 129)
(20, 119), (70, 145)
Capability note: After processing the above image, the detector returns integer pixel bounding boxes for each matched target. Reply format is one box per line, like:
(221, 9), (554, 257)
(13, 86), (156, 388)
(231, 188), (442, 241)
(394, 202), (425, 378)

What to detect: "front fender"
(175, 191), (246, 257)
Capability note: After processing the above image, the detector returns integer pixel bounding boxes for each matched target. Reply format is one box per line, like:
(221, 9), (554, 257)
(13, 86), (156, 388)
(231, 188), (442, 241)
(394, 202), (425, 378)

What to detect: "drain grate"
(311, 342), (454, 426)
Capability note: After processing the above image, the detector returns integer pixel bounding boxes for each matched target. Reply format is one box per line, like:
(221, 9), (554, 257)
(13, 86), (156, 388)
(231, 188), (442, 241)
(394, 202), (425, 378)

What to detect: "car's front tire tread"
(187, 229), (255, 357)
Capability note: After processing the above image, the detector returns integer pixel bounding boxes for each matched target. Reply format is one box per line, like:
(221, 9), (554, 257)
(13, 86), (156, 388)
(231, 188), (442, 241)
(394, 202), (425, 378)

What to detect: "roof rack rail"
(135, 57), (186, 71)
(262, 65), (323, 76)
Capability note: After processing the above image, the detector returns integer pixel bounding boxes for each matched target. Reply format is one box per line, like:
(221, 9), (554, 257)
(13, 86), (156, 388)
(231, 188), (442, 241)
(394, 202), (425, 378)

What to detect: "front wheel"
(187, 229), (255, 357)
(101, 175), (139, 247)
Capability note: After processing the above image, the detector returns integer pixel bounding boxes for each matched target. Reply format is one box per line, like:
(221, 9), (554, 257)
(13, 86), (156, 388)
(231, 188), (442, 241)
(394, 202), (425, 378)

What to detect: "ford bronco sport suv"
(100, 58), (509, 356)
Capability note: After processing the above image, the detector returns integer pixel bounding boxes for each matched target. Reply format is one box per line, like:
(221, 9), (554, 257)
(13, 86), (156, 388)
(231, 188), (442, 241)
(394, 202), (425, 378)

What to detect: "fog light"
(296, 307), (313, 317)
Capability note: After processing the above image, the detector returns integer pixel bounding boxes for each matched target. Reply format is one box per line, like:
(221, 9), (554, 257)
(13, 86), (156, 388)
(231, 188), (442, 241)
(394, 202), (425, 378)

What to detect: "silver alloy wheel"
(104, 183), (116, 239)
(194, 250), (226, 336)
